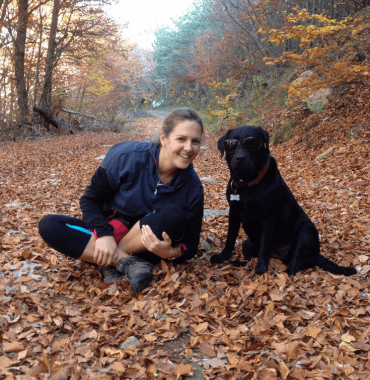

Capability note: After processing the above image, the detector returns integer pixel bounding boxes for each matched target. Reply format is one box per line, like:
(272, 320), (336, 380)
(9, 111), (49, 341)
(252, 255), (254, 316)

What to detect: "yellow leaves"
(90, 71), (114, 96)
(261, 6), (370, 96)
(206, 78), (240, 128)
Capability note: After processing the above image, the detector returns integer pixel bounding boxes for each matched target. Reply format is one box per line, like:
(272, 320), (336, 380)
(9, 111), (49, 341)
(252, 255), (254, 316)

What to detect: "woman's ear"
(159, 130), (166, 146)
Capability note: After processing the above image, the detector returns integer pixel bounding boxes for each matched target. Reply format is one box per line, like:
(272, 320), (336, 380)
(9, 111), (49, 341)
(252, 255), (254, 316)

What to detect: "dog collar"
(232, 160), (270, 189)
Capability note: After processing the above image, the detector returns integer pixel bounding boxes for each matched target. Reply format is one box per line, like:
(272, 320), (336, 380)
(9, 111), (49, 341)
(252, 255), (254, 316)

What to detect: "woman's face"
(159, 120), (203, 172)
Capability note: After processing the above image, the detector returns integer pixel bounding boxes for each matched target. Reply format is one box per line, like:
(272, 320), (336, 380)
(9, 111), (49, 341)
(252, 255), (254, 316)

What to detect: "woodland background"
(0, 0), (369, 133)
(1, 0), (370, 379)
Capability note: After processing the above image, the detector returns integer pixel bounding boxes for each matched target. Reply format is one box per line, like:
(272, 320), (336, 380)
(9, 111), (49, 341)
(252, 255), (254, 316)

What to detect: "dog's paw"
(343, 267), (357, 276)
(242, 239), (259, 261)
(210, 254), (225, 264)
(285, 267), (297, 276)
(210, 251), (231, 264)
(255, 262), (269, 275)
(229, 260), (247, 267)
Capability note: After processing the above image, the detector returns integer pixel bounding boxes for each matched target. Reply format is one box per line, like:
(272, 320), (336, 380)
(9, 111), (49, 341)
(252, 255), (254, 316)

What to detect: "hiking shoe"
(116, 256), (154, 292)
(99, 266), (124, 283)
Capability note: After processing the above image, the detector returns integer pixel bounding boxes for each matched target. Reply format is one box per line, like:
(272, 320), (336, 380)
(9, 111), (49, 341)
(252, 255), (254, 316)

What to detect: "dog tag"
(230, 194), (240, 201)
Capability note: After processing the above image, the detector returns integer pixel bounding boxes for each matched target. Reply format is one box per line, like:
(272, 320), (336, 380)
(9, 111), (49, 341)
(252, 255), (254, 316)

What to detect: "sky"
(108, 0), (197, 49)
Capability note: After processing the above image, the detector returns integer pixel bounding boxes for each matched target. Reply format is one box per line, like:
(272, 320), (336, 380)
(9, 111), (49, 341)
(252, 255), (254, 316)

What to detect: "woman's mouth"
(179, 154), (191, 160)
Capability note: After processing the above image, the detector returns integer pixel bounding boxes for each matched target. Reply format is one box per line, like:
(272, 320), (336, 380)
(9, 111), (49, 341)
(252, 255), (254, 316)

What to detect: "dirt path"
(0, 118), (369, 379)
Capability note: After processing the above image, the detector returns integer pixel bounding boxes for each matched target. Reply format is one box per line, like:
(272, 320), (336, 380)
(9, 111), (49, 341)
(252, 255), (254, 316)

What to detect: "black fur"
(210, 126), (357, 276)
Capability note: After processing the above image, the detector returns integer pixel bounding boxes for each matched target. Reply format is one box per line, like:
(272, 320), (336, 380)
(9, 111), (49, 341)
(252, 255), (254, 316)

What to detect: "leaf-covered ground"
(0, 117), (369, 380)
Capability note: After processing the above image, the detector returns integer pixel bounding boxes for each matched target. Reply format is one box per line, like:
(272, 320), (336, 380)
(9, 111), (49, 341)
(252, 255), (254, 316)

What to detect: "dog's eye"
(242, 138), (263, 151)
(224, 139), (239, 153)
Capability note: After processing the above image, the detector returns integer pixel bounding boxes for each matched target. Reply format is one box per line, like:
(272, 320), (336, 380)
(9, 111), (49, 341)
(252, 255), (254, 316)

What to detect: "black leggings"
(38, 204), (186, 264)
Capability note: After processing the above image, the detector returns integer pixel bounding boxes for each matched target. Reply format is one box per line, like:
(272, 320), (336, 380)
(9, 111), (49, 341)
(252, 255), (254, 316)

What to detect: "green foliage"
(113, 118), (126, 125)
(153, 0), (215, 82)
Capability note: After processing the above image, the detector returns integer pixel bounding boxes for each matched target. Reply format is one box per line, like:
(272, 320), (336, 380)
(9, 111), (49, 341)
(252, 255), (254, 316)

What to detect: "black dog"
(210, 126), (357, 276)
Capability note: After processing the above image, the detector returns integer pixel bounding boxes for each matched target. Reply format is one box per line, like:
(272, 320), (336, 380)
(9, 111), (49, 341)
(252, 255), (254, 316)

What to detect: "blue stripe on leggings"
(66, 224), (93, 235)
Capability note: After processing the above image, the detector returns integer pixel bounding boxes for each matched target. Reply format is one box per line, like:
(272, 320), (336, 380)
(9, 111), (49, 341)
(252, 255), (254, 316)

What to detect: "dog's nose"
(235, 150), (246, 160)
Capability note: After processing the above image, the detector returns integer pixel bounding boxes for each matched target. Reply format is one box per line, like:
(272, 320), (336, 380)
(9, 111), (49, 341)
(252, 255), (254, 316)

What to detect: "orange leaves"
(175, 363), (193, 377)
(0, 118), (370, 379)
(3, 341), (25, 353)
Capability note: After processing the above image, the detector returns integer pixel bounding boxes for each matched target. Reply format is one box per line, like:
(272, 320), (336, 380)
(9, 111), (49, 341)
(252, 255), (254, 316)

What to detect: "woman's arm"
(80, 166), (118, 238)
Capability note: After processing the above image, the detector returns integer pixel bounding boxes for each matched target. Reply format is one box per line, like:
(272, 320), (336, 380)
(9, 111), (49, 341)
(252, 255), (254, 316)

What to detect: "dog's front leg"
(210, 206), (241, 264)
(254, 216), (276, 275)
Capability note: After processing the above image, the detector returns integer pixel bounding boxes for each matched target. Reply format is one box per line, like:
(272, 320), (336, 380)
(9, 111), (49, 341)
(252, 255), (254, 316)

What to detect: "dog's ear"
(217, 130), (232, 158)
(258, 127), (270, 154)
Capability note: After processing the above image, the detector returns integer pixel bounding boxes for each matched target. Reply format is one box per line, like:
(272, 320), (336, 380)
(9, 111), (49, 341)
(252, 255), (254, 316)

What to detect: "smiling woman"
(158, 111), (203, 181)
(38, 108), (205, 294)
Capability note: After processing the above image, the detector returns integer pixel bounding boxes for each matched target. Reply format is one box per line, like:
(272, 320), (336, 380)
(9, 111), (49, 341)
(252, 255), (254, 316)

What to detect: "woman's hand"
(141, 225), (182, 260)
(94, 235), (118, 266)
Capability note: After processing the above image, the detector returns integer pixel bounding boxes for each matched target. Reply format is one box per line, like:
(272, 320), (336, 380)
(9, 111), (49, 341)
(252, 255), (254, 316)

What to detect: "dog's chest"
(228, 191), (268, 220)
(242, 200), (267, 220)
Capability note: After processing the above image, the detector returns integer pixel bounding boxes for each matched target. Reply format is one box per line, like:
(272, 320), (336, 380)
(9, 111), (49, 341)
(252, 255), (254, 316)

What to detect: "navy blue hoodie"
(80, 141), (204, 263)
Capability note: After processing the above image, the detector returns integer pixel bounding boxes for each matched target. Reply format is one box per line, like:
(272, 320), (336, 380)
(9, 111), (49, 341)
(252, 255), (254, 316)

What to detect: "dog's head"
(218, 126), (270, 182)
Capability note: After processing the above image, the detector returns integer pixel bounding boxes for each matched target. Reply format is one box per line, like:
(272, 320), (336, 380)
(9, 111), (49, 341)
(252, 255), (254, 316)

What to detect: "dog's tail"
(317, 255), (357, 276)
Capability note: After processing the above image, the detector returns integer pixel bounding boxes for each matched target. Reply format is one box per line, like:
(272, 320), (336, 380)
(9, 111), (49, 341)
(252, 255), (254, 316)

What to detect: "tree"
(14, 0), (30, 119)
(260, 6), (370, 104)
(0, 0), (133, 123)
(153, 0), (215, 86)
(38, 0), (61, 113)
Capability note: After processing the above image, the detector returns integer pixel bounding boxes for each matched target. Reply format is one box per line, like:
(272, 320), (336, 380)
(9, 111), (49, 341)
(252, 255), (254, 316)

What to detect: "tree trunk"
(14, 0), (29, 120)
(38, 0), (60, 114)
(33, 5), (43, 108)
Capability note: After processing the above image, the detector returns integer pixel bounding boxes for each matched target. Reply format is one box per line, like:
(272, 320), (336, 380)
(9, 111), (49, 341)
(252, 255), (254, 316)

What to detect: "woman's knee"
(38, 214), (57, 239)
(140, 204), (186, 241)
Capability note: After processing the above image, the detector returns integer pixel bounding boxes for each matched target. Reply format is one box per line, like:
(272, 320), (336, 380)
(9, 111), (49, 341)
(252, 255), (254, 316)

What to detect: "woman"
(39, 108), (204, 293)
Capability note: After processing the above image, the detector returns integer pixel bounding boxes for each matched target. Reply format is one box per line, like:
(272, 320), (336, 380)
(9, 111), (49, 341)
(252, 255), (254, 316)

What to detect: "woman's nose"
(184, 140), (192, 151)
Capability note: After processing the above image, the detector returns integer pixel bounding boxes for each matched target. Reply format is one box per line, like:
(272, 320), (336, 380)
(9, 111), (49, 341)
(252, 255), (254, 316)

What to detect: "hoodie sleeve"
(172, 184), (204, 264)
(79, 166), (118, 238)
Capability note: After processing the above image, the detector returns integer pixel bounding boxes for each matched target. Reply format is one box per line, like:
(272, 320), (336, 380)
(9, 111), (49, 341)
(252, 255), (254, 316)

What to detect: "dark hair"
(159, 108), (204, 143)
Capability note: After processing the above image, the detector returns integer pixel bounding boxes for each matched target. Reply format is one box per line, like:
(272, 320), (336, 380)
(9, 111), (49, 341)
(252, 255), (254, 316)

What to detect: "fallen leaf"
(199, 342), (216, 358)
(3, 341), (24, 353)
(0, 355), (14, 367)
(200, 358), (227, 369)
(176, 363), (193, 377)
(110, 361), (126, 373)
(304, 326), (322, 338)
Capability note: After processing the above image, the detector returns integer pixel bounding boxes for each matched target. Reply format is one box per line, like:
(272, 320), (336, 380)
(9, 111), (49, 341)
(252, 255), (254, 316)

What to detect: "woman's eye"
(178, 137), (185, 142)
(192, 140), (201, 144)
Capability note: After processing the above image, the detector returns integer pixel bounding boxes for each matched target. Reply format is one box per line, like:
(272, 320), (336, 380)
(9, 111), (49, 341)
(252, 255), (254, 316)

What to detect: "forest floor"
(0, 113), (370, 380)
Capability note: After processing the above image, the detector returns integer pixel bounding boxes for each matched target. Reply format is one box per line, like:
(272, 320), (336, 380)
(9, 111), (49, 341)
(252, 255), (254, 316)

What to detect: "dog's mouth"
(230, 158), (269, 186)
(230, 160), (256, 182)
